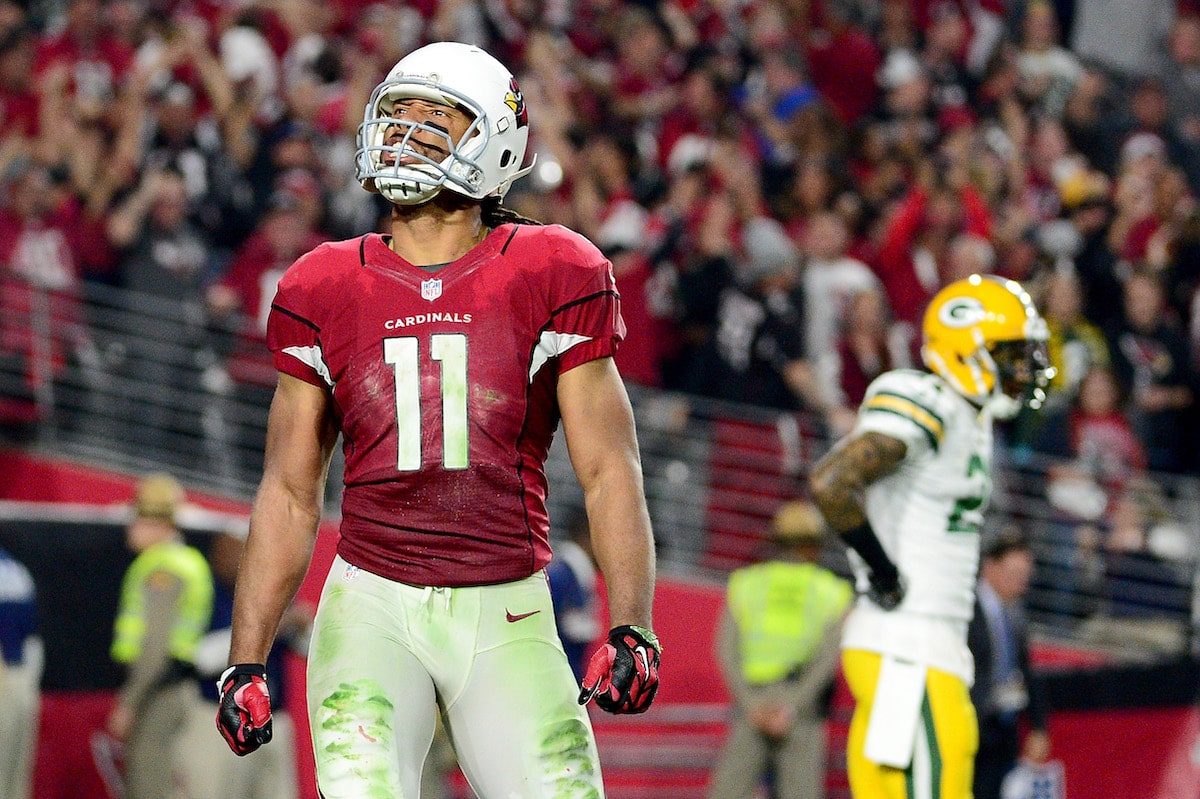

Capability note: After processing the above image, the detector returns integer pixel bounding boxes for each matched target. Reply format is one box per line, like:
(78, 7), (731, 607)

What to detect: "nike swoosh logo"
(505, 609), (541, 623)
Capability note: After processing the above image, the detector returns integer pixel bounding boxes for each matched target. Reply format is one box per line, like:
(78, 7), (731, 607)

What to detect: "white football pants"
(307, 555), (605, 798)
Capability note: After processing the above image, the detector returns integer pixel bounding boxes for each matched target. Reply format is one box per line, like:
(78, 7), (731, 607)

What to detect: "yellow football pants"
(842, 648), (978, 799)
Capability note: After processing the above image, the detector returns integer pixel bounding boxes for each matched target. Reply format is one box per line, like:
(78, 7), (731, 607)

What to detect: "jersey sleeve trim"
(863, 391), (944, 450)
(269, 303), (319, 331)
(529, 331), (595, 383)
(551, 289), (621, 318)
(280, 344), (333, 387)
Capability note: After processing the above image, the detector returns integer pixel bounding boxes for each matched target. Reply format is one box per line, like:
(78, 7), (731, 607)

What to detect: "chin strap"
(498, 153), (537, 198)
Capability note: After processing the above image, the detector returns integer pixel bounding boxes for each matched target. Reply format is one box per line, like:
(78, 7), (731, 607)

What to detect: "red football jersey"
(266, 225), (625, 586)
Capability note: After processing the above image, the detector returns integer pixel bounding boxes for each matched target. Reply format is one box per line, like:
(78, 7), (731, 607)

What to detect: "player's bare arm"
(561, 356), (661, 715)
(228, 373), (339, 665)
(811, 431), (908, 609)
(557, 357), (655, 629)
(810, 431), (907, 532)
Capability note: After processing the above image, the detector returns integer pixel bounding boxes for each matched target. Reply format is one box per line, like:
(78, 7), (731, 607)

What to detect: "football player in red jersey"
(214, 41), (661, 797)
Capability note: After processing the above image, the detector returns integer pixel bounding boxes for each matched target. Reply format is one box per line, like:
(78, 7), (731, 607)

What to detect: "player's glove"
(840, 522), (906, 611)
(866, 571), (907, 611)
(216, 663), (273, 755)
(578, 624), (661, 714)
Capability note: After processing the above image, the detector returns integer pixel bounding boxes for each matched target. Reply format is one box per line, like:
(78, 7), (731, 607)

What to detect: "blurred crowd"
(0, 0), (1197, 489)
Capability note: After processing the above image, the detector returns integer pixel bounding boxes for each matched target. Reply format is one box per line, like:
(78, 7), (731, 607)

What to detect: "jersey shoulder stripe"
(859, 369), (956, 453)
(863, 391), (944, 449)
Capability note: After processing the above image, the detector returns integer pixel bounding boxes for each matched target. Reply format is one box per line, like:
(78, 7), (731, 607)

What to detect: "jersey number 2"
(383, 334), (468, 471)
(947, 453), (989, 534)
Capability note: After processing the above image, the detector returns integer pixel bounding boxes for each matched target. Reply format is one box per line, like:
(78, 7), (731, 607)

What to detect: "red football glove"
(578, 625), (661, 714)
(216, 664), (273, 755)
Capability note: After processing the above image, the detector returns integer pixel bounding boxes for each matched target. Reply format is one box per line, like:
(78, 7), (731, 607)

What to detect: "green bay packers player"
(810, 275), (1052, 799)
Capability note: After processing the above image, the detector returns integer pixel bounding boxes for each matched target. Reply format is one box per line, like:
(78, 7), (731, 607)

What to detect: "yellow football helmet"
(921, 274), (1054, 418)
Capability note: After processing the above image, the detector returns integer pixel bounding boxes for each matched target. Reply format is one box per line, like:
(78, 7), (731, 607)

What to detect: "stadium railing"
(4, 276), (1198, 665)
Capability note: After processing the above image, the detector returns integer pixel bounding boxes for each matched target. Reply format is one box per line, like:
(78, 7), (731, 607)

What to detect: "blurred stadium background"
(3, 273), (1199, 798)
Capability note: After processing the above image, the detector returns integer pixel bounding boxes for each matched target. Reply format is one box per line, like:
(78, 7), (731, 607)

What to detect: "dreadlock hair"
(481, 195), (543, 227)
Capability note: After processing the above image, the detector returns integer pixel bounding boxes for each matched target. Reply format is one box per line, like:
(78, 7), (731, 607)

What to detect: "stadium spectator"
(104, 165), (220, 465)
(1122, 78), (1200, 194)
(801, 211), (886, 372)
(1040, 268), (1112, 404)
(869, 174), (993, 324)
(1058, 166), (1126, 328)
(596, 199), (677, 389)
(1105, 270), (1197, 473)
(657, 56), (730, 179)
(1164, 15), (1200, 146)
(34, 0), (136, 117)
(682, 212), (830, 417)
(804, 2), (881, 126)
(0, 26), (42, 142)
(132, 52), (255, 251)
(0, 159), (94, 430)
(0, 544), (37, 799)
(830, 284), (913, 416)
(609, 6), (682, 129)
(1015, 0), (1083, 119)
(205, 182), (329, 477)
(1035, 365), (1148, 502)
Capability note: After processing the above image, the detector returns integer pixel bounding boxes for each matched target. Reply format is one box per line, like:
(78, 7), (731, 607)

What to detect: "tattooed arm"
(810, 432), (908, 609)
(810, 432), (907, 531)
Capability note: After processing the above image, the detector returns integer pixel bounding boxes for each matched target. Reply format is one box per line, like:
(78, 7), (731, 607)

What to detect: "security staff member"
(107, 474), (213, 799)
(708, 501), (854, 799)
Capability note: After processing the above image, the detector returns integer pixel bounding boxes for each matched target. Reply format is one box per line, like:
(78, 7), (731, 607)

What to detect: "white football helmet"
(355, 42), (534, 206)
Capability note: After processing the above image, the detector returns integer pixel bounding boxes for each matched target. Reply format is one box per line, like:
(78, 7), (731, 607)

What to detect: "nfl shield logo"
(421, 278), (442, 301)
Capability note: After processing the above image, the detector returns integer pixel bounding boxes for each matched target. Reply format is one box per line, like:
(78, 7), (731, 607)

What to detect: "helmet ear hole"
(500, 150), (513, 168)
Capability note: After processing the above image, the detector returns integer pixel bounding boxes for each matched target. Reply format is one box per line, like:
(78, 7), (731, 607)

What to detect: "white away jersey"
(839, 369), (993, 681)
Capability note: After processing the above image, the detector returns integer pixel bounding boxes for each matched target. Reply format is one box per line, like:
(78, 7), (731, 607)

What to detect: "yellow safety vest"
(727, 560), (853, 685)
(111, 540), (213, 665)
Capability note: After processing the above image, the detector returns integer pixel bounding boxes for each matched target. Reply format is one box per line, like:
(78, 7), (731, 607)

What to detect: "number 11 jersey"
(266, 224), (625, 588)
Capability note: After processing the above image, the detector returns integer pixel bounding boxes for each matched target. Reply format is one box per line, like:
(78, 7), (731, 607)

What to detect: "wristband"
(840, 522), (899, 583)
(622, 625), (662, 653)
(218, 663), (267, 690)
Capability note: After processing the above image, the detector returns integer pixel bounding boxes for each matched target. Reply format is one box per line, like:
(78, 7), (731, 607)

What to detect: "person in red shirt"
(214, 42), (661, 798)
(0, 26), (41, 141)
(870, 174), (994, 324)
(0, 160), (89, 428)
(34, 0), (134, 117)
(204, 183), (328, 479)
(805, 1), (881, 126)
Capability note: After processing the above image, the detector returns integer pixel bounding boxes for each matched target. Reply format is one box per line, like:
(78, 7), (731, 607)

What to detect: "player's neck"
(389, 196), (488, 267)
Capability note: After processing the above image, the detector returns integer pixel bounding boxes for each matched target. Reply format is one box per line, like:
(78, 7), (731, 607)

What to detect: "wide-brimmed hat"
(770, 501), (826, 544)
(135, 473), (183, 521)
